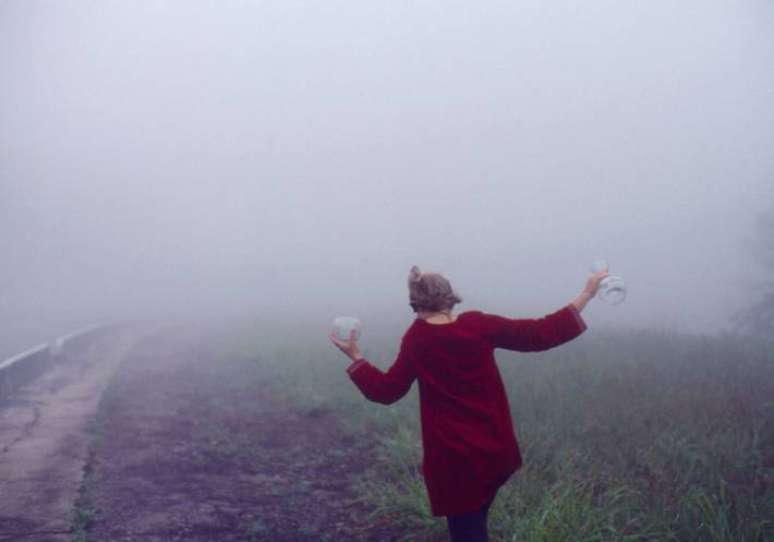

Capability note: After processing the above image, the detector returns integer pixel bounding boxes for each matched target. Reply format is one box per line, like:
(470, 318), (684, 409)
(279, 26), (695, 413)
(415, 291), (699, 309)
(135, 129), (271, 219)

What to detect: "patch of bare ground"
(83, 329), (412, 541)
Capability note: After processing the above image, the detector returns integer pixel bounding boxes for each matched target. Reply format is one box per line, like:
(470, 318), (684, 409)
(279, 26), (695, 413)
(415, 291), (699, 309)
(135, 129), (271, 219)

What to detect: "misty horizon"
(2, 1), (773, 357)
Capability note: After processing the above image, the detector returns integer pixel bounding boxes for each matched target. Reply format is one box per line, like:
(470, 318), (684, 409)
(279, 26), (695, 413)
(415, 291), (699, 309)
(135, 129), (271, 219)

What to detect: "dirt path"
(0, 329), (138, 542)
(81, 328), (407, 542)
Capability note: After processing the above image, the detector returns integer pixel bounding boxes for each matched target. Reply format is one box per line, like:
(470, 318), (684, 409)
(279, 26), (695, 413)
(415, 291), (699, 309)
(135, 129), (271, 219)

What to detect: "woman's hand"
(572, 270), (610, 312)
(329, 330), (364, 362)
(584, 270), (609, 298)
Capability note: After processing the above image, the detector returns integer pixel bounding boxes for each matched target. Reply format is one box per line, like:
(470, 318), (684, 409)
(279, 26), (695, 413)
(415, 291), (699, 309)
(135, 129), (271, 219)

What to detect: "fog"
(2, 1), (773, 356)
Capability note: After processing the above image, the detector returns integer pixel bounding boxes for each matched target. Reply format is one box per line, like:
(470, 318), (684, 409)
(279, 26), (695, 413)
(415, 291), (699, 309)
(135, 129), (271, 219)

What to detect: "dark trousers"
(446, 494), (496, 542)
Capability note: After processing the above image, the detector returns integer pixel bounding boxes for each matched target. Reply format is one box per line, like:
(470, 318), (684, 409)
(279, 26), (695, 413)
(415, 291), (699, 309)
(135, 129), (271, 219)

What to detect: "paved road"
(0, 329), (139, 541)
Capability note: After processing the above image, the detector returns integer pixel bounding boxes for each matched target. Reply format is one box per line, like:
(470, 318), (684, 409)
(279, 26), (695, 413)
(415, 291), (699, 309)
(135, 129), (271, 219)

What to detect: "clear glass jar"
(591, 260), (627, 305)
(332, 317), (362, 341)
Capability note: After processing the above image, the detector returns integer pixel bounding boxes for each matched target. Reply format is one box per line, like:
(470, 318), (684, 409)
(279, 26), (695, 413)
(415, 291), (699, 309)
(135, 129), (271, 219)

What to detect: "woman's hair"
(407, 265), (462, 313)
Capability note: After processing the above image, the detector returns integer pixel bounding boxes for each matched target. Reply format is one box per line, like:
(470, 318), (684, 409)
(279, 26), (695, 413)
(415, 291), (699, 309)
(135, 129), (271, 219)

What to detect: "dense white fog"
(1, 1), (773, 356)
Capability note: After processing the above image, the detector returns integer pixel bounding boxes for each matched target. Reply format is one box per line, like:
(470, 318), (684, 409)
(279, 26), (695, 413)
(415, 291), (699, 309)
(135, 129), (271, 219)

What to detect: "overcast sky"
(1, 1), (773, 355)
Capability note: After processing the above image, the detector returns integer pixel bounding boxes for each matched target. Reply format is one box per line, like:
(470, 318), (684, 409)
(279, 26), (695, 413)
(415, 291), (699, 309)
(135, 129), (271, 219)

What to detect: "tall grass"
(224, 321), (774, 541)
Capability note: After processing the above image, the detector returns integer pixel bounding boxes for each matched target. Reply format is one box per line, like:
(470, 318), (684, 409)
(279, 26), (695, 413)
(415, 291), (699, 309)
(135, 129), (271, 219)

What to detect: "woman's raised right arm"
(344, 337), (416, 405)
(330, 331), (417, 405)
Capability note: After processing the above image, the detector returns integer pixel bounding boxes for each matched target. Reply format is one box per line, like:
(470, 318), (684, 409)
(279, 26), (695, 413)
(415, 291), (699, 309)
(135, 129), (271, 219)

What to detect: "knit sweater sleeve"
(476, 304), (587, 352)
(346, 335), (417, 405)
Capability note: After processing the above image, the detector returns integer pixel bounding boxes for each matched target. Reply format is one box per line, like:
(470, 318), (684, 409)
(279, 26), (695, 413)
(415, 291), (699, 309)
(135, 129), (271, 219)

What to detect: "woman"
(330, 265), (608, 542)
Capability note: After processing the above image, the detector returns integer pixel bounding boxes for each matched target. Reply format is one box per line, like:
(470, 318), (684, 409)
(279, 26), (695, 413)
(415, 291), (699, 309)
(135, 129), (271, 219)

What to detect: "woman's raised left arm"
(571, 270), (609, 312)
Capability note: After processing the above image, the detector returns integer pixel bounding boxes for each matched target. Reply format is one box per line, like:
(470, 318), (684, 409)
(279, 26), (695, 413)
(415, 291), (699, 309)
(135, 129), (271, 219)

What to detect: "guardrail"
(0, 343), (52, 400)
(0, 323), (119, 401)
(49, 323), (118, 358)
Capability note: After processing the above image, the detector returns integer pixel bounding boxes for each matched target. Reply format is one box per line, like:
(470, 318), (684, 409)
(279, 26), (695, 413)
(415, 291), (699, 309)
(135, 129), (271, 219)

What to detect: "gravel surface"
(83, 328), (410, 542)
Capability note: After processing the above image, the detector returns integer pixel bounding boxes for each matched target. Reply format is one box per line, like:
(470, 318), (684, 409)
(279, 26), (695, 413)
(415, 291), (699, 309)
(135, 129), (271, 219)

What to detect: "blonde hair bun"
(408, 265), (422, 284)
(407, 266), (462, 313)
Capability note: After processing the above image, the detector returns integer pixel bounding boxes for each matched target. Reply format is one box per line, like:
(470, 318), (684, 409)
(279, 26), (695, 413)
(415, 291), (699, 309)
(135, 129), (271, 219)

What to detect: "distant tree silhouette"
(733, 210), (774, 336)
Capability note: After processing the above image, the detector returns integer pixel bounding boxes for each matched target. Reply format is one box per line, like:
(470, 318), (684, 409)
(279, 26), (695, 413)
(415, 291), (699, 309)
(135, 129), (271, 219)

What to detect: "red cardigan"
(347, 305), (587, 517)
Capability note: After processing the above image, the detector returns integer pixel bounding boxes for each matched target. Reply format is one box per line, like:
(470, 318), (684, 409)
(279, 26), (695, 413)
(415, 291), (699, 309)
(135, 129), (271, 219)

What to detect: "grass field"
(223, 320), (774, 542)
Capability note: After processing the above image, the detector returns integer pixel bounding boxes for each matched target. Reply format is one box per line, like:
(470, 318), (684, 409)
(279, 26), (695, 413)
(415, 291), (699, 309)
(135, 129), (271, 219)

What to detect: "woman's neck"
(418, 310), (456, 324)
